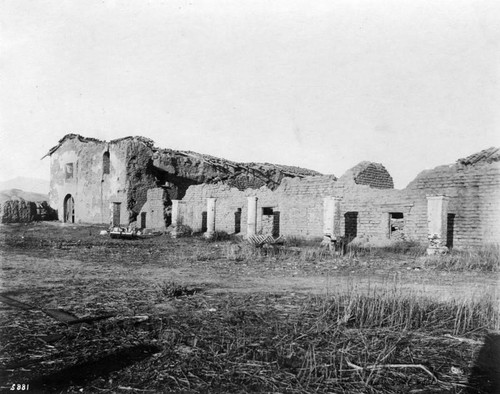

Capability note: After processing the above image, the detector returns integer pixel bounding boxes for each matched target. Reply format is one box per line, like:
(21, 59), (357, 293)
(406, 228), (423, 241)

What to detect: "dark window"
(140, 212), (147, 229)
(262, 207), (274, 215)
(234, 208), (242, 234)
(65, 163), (74, 179)
(103, 151), (110, 174)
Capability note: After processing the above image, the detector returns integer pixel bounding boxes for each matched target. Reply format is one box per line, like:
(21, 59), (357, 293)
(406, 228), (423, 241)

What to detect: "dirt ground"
(0, 222), (498, 393)
(0, 222), (497, 301)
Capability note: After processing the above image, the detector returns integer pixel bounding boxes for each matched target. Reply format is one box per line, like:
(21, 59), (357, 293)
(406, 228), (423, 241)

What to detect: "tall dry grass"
(421, 244), (500, 272)
(149, 285), (499, 393)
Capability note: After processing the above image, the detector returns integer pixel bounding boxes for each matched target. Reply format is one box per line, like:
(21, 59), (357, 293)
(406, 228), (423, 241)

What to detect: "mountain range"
(0, 177), (49, 195)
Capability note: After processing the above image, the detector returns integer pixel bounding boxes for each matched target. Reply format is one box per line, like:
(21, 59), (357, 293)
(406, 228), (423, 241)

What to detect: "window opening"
(65, 163), (74, 180)
(389, 212), (404, 239)
(103, 151), (110, 174)
(262, 207), (274, 216)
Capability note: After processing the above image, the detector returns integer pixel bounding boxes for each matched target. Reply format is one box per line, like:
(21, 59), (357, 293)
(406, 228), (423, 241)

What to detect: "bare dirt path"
(1, 251), (497, 307)
(0, 222), (498, 313)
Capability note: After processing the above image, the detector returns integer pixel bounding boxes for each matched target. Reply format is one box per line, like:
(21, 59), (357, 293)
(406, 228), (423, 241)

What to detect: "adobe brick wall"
(181, 177), (337, 237)
(405, 161), (500, 247)
(338, 161), (394, 189)
(181, 172), (405, 240)
(179, 158), (500, 248)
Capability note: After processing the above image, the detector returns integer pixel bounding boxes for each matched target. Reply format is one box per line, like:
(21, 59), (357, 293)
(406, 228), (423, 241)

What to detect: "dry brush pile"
(1, 286), (498, 393)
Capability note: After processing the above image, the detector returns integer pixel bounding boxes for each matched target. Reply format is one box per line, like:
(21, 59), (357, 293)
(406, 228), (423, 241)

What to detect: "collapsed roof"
(44, 134), (322, 191)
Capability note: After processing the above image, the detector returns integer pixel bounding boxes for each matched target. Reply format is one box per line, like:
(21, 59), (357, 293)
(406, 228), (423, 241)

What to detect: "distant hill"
(0, 177), (49, 195)
(0, 189), (48, 203)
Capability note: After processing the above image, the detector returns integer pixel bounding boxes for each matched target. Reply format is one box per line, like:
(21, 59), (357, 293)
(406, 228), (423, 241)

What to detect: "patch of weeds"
(285, 236), (323, 247)
(345, 241), (427, 258)
(172, 224), (193, 237)
(421, 244), (500, 272)
(158, 281), (199, 298)
(223, 243), (259, 261)
(206, 231), (233, 242)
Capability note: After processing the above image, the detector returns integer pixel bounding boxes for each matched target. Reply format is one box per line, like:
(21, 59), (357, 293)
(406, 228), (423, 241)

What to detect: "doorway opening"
(201, 211), (207, 232)
(112, 203), (121, 227)
(447, 213), (455, 249)
(234, 208), (242, 234)
(344, 212), (358, 241)
(63, 194), (75, 223)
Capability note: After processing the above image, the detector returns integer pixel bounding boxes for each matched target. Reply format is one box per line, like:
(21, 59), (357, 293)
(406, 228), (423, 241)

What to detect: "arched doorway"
(64, 194), (75, 223)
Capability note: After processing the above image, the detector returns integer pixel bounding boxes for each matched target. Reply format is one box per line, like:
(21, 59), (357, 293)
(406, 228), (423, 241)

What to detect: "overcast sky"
(1, 0), (499, 188)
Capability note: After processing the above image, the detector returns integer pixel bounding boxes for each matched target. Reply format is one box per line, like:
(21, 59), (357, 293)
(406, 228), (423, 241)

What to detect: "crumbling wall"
(123, 138), (158, 224)
(46, 134), (499, 248)
(336, 184), (412, 245)
(404, 150), (500, 247)
(181, 176), (341, 237)
(338, 161), (394, 189)
(180, 167), (421, 244)
(47, 134), (320, 226)
(152, 149), (322, 193)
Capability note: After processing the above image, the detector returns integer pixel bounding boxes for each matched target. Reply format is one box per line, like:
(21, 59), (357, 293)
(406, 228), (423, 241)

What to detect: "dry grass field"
(0, 222), (498, 393)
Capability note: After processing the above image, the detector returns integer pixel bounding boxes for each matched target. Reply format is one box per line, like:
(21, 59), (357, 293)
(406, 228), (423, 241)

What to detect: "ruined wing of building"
(43, 134), (500, 249)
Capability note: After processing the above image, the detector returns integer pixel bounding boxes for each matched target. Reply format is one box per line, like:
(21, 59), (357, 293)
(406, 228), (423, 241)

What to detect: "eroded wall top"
(406, 146), (500, 191)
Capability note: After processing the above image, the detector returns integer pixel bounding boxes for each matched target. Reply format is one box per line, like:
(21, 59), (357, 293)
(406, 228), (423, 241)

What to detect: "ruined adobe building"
(45, 135), (500, 250)
(44, 134), (319, 226)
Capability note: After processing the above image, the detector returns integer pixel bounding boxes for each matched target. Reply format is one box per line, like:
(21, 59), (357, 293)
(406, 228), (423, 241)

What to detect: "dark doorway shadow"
(201, 211), (207, 232)
(447, 213), (455, 249)
(344, 212), (358, 242)
(234, 208), (241, 234)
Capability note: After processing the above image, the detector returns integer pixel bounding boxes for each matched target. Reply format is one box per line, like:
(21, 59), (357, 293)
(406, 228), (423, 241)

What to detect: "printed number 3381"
(11, 384), (29, 391)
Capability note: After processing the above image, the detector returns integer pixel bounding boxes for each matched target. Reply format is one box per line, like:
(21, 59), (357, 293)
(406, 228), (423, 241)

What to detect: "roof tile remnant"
(457, 147), (500, 166)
